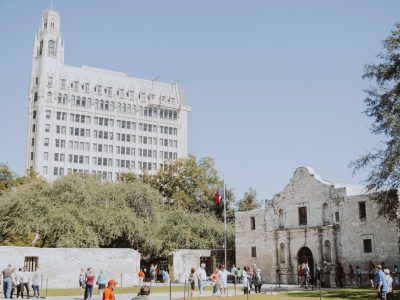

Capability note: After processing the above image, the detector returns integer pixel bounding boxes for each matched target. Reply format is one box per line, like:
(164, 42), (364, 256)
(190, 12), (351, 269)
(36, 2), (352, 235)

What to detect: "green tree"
(0, 172), (233, 258)
(237, 187), (261, 211)
(351, 22), (400, 225)
(0, 163), (15, 195)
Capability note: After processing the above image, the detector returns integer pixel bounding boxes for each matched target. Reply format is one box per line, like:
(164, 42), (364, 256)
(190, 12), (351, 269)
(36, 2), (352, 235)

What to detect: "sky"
(0, 0), (399, 201)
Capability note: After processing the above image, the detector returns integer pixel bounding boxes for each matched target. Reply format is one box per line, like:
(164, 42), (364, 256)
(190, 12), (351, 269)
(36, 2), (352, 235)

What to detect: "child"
(210, 268), (219, 296)
(188, 268), (196, 298)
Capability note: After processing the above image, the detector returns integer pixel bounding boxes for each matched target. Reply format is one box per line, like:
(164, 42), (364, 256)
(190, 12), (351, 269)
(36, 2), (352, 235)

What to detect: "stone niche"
(168, 249), (215, 283)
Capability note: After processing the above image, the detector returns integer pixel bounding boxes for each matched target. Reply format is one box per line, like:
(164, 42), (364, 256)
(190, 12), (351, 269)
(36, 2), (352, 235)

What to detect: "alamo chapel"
(235, 166), (399, 283)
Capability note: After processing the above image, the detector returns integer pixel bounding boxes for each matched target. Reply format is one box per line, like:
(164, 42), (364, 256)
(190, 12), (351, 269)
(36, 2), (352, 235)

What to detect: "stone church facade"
(235, 166), (399, 283)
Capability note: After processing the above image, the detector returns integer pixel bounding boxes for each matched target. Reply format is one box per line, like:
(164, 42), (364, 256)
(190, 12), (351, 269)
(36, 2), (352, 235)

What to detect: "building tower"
(26, 10), (190, 181)
(26, 10), (64, 174)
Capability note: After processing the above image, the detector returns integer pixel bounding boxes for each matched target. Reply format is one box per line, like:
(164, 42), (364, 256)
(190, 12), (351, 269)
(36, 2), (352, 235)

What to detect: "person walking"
(385, 269), (393, 300)
(335, 262), (344, 288)
(209, 268), (219, 296)
(10, 268), (17, 299)
(242, 266), (251, 295)
(137, 269), (145, 287)
(196, 263), (207, 295)
(79, 268), (86, 288)
(97, 270), (106, 300)
(102, 280), (117, 300)
(15, 268), (23, 299)
(369, 261), (376, 288)
(21, 267), (31, 298)
(161, 270), (169, 286)
(322, 261), (331, 288)
(393, 265), (399, 288)
(32, 267), (41, 299)
(355, 266), (362, 288)
(348, 265), (356, 287)
(253, 268), (262, 293)
(84, 268), (95, 300)
(375, 264), (388, 300)
(217, 264), (235, 296)
(149, 264), (156, 286)
(2, 264), (13, 299)
(188, 268), (196, 298)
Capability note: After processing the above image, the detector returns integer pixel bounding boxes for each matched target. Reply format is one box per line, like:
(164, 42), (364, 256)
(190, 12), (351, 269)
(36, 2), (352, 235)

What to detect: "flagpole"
(223, 176), (227, 268)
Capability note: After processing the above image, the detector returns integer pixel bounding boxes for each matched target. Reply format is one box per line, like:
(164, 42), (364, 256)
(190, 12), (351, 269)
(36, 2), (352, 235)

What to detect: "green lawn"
(45, 285), (211, 296)
(176, 288), (384, 300)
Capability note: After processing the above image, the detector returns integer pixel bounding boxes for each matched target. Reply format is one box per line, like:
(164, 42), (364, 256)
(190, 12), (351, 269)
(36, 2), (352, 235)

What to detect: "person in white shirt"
(21, 267), (31, 299)
(15, 268), (23, 299)
(196, 263), (207, 295)
(217, 264), (235, 296)
(242, 266), (251, 294)
(32, 267), (41, 299)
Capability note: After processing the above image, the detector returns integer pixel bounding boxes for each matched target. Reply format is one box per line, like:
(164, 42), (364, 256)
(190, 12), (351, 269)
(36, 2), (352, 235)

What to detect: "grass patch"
(175, 288), (386, 300)
(45, 285), (212, 296)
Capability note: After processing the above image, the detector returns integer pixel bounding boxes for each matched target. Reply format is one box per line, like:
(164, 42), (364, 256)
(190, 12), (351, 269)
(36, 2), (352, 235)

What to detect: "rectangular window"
(24, 257), (39, 272)
(61, 79), (66, 89)
(47, 77), (53, 87)
(335, 212), (340, 222)
(250, 217), (256, 230)
(251, 247), (257, 258)
(84, 83), (89, 93)
(363, 239), (372, 253)
(359, 202), (366, 220)
(45, 124), (50, 133)
(44, 138), (49, 146)
(299, 206), (307, 225)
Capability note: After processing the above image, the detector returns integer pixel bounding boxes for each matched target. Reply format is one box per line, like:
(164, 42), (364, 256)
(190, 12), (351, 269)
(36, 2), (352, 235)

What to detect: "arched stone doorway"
(297, 246), (314, 283)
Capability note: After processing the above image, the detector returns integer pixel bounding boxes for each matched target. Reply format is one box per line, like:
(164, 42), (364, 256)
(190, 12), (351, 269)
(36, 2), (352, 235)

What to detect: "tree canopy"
(0, 170), (233, 258)
(351, 22), (400, 225)
(237, 187), (261, 211)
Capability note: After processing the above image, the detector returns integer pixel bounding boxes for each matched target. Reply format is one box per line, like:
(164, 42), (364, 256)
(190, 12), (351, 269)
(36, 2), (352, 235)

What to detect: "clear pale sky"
(0, 0), (399, 201)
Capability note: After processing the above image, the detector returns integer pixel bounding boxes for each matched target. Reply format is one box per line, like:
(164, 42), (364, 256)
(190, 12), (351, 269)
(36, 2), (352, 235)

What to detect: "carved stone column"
(318, 227), (324, 265)
(286, 229), (293, 271)
(274, 231), (279, 268)
(332, 226), (338, 265)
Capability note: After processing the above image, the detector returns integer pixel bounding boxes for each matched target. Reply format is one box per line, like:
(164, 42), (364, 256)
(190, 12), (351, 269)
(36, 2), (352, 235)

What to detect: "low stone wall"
(0, 246), (140, 288)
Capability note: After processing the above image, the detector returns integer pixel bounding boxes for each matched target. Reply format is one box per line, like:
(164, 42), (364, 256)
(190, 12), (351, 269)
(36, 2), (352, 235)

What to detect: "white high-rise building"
(26, 10), (190, 181)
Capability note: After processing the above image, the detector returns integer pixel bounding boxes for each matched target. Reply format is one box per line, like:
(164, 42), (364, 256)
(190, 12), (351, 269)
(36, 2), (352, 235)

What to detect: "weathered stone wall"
(0, 247), (140, 288)
(338, 195), (398, 270)
(168, 249), (211, 283)
(235, 166), (399, 283)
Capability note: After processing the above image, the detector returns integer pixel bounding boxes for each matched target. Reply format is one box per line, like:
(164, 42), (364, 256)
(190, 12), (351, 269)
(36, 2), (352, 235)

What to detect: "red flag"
(214, 191), (221, 204)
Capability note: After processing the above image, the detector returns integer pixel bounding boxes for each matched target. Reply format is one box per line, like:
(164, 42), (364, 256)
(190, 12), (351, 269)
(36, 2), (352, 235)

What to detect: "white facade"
(26, 10), (190, 181)
(0, 246), (140, 288)
(235, 167), (399, 283)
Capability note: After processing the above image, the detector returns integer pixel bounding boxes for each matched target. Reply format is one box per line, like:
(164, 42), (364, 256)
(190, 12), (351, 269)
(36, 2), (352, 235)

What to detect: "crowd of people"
(187, 263), (262, 297)
(298, 261), (397, 300)
(79, 268), (152, 300)
(1, 265), (41, 299)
